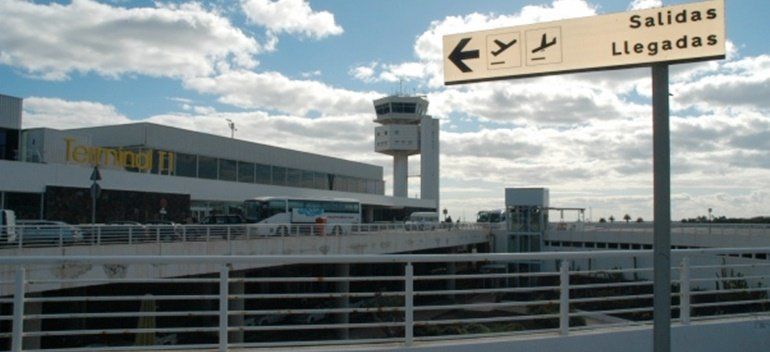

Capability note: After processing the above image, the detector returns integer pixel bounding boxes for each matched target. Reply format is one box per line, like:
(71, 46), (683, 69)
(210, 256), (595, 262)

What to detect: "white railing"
(549, 221), (770, 236)
(1, 248), (769, 351)
(0, 222), (483, 250)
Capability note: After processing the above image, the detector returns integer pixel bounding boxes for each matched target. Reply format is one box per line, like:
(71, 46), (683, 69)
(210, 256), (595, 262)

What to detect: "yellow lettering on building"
(63, 138), (174, 173)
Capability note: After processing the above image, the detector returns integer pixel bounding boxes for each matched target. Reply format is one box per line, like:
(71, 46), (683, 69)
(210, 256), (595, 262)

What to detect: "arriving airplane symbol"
(491, 39), (518, 56)
(532, 33), (557, 54)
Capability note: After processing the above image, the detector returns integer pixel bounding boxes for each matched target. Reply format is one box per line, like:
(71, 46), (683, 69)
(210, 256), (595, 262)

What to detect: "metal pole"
(404, 262), (414, 347)
(559, 260), (570, 335)
(219, 264), (229, 352)
(680, 257), (690, 325)
(12, 267), (25, 352)
(91, 184), (96, 225)
(652, 63), (671, 352)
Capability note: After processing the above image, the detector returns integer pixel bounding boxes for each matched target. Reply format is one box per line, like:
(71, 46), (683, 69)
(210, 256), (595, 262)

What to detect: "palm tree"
(623, 214), (631, 223)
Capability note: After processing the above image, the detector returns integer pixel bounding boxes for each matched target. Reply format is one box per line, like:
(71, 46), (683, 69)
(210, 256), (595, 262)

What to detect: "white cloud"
(184, 70), (381, 116)
(240, 0), (343, 39)
(22, 97), (132, 129)
(0, 0), (260, 81)
(628, 0), (662, 10)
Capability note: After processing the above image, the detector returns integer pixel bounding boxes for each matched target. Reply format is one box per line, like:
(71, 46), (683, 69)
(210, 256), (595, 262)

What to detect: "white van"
(1, 209), (17, 243)
(405, 212), (439, 231)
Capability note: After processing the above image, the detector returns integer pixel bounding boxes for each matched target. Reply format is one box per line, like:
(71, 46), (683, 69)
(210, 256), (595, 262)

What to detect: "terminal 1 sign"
(443, 0), (725, 85)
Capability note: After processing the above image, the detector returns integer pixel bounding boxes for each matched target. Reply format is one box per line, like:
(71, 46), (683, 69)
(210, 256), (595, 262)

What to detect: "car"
(404, 212), (439, 231)
(144, 220), (182, 241)
(15, 220), (83, 245)
(1, 209), (17, 244)
(199, 214), (247, 238)
(102, 221), (150, 243)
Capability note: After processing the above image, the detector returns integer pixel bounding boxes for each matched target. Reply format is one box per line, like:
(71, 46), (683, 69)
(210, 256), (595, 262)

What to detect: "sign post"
(90, 166), (102, 225)
(443, 2), (725, 352)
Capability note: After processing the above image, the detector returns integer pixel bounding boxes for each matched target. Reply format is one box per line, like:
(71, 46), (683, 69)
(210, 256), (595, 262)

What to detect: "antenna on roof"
(226, 119), (237, 139)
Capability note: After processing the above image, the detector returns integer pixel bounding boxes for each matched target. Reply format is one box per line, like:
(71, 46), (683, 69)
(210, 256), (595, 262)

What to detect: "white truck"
(1, 209), (17, 244)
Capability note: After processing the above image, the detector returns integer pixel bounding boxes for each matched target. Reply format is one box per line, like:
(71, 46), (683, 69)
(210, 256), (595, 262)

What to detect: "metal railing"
(549, 221), (770, 236)
(0, 222), (484, 249)
(1, 248), (769, 351)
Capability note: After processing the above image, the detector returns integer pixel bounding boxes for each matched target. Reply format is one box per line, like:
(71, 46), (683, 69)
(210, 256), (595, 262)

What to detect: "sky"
(1, 0), (768, 222)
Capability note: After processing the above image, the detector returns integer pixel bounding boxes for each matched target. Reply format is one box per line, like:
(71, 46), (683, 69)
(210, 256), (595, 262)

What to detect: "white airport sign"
(443, 0), (725, 85)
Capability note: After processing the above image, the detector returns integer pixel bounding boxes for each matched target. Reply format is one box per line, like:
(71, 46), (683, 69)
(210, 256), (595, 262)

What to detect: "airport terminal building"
(0, 94), (436, 223)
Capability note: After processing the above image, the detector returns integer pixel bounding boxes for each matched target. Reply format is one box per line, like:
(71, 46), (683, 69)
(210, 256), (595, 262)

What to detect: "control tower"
(373, 95), (439, 208)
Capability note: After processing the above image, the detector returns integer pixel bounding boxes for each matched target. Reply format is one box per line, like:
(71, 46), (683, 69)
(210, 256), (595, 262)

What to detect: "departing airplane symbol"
(491, 39), (518, 56)
(531, 33), (557, 54)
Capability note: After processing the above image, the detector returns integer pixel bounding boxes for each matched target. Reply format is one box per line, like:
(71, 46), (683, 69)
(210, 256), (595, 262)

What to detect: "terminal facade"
(0, 93), (437, 223)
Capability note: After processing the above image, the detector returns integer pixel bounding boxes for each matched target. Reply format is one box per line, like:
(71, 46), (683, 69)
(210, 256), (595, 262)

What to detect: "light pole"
(226, 119), (237, 139)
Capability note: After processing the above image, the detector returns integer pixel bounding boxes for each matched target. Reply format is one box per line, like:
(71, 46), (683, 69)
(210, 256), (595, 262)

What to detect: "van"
(405, 212), (439, 231)
(1, 209), (17, 243)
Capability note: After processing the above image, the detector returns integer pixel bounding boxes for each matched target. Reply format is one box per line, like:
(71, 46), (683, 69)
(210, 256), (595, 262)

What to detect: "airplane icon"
(531, 33), (557, 53)
(491, 39), (517, 56)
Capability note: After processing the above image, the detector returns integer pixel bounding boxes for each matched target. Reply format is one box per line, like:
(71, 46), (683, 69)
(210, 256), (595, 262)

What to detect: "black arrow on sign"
(448, 38), (479, 73)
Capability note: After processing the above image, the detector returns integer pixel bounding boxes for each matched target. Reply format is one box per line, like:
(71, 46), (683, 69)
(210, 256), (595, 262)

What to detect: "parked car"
(145, 220), (182, 241)
(405, 212), (439, 231)
(102, 221), (150, 243)
(1, 209), (17, 244)
(199, 214), (247, 238)
(15, 220), (83, 245)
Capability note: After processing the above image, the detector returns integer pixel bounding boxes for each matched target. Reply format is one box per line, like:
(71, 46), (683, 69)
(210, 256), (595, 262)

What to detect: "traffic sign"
(443, 0), (725, 85)
(90, 166), (102, 181)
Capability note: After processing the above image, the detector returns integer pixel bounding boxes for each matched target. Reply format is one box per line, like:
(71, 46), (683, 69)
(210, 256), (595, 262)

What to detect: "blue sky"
(1, 0), (768, 221)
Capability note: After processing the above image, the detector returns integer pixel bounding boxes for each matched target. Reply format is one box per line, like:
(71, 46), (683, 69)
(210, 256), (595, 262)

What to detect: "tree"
(599, 218), (607, 223)
(636, 217), (644, 223)
(609, 215), (615, 223)
(623, 214), (631, 223)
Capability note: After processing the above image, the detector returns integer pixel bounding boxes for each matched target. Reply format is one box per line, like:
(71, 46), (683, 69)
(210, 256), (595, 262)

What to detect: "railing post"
(182, 226), (186, 242)
(12, 267), (25, 352)
(128, 227), (133, 245)
(680, 257), (690, 325)
(404, 262), (414, 347)
(219, 264), (229, 352)
(559, 260), (570, 336)
(59, 226), (63, 248)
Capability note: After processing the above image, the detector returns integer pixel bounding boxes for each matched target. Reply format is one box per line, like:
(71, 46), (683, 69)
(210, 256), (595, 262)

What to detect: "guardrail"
(1, 248), (769, 351)
(0, 222), (484, 249)
(548, 222), (770, 237)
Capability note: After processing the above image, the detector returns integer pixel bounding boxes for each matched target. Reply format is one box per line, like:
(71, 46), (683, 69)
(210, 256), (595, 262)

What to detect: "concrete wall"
(0, 228), (490, 295)
(339, 317), (770, 352)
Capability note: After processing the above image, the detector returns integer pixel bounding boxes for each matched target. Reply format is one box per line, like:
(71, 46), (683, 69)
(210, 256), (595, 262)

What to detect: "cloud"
(672, 55), (770, 112)
(240, 0), (343, 39)
(22, 97), (132, 129)
(627, 0), (662, 11)
(348, 0), (598, 87)
(0, 0), (260, 81)
(184, 70), (381, 116)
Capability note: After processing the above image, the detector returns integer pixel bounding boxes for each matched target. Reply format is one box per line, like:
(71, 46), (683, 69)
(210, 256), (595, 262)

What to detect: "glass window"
(375, 103), (390, 115)
(272, 166), (287, 186)
(255, 164), (272, 184)
(286, 168), (302, 187)
(301, 170), (314, 188)
(198, 156), (218, 180)
(218, 159), (237, 181)
(237, 161), (254, 183)
(314, 172), (328, 190)
(175, 152), (197, 177)
(4, 192), (41, 219)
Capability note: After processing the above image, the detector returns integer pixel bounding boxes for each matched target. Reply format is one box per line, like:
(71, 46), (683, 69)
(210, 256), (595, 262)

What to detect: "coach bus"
(243, 196), (361, 235)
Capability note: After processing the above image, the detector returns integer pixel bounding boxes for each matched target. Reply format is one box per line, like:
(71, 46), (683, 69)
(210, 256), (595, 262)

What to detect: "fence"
(0, 222), (484, 249)
(1, 248), (770, 351)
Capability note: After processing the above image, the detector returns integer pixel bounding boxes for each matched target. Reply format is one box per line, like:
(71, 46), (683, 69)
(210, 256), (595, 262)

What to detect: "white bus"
(243, 197), (361, 235)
